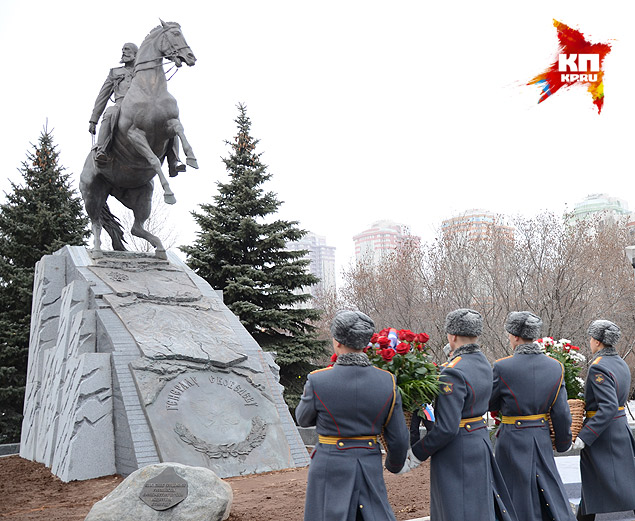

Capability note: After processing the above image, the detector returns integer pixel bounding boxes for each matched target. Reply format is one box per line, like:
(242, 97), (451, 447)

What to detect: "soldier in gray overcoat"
(575, 320), (635, 521)
(490, 311), (575, 521)
(409, 309), (518, 521)
(296, 310), (409, 521)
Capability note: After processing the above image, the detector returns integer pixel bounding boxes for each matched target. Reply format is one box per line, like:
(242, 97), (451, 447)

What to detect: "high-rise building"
(441, 209), (514, 241)
(353, 220), (420, 263)
(286, 232), (336, 297)
(569, 193), (630, 223)
(628, 213), (635, 244)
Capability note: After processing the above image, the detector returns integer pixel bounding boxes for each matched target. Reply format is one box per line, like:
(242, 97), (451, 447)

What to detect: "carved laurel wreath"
(174, 416), (267, 459)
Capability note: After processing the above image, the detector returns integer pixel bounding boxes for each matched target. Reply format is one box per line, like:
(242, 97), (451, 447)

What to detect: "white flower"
(569, 351), (586, 363)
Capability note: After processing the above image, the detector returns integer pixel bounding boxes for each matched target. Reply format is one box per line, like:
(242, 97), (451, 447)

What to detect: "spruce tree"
(0, 127), (89, 443)
(181, 104), (326, 408)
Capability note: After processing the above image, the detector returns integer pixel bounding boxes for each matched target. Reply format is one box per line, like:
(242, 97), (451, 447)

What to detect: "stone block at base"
(84, 463), (232, 521)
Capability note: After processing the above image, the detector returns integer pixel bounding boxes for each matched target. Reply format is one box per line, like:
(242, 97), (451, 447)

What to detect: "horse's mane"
(140, 21), (181, 47)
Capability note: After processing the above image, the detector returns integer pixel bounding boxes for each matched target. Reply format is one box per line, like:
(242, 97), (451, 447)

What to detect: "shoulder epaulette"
(592, 356), (602, 365)
(447, 356), (462, 368)
(495, 355), (513, 363)
(310, 366), (334, 375)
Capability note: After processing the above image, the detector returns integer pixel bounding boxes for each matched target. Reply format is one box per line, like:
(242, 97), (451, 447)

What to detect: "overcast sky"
(1, 1), (633, 279)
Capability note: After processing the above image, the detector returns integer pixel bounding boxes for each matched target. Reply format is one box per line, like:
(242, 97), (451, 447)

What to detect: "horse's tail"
(100, 203), (127, 251)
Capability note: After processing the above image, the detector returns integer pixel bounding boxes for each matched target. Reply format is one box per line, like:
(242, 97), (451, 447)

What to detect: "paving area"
(405, 455), (635, 521)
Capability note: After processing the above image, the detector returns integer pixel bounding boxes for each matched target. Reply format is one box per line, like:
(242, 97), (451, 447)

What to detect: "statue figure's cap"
(122, 42), (138, 54)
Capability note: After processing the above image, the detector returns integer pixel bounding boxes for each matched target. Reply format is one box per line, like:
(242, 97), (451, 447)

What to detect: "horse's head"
(158, 20), (196, 68)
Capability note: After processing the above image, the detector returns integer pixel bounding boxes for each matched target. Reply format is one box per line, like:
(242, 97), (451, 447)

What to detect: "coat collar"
(590, 346), (619, 364)
(514, 343), (544, 355)
(450, 343), (481, 361)
(335, 352), (372, 367)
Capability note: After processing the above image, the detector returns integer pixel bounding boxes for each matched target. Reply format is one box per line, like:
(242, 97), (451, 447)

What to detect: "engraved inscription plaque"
(139, 467), (188, 511)
(139, 368), (294, 478)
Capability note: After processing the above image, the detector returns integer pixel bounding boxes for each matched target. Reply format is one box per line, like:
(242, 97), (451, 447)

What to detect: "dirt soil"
(0, 455), (430, 521)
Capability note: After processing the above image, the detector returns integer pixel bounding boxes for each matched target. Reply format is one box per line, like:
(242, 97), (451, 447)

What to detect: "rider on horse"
(88, 42), (186, 178)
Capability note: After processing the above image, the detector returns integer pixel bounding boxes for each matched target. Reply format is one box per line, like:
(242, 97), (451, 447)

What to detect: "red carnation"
(536, 338), (543, 343)
(396, 342), (410, 355)
(380, 349), (396, 362)
(377, 337), (391, 348)
(570, 345), (580, 350)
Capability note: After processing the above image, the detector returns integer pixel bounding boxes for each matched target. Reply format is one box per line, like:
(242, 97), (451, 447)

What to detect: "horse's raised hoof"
(155, 249), (168, 260)
(164, 193), (177, 205)
(186, 157), (199, 169)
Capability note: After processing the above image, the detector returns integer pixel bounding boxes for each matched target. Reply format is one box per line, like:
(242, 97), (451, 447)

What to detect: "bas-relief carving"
(109, 302), (245, 364)
(89, 262), (246, 366)
(141, 371), (292, 477)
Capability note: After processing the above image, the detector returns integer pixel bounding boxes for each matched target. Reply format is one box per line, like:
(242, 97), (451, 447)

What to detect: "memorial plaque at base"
(139, 466), (188, 511)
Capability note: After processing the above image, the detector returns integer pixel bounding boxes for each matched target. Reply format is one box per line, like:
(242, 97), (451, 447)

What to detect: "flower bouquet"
(536, 337), (586, 444)
(364, 328), (441, 430)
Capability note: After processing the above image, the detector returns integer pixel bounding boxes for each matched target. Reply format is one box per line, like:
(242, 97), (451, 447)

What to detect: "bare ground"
(0, 455), (430, 521)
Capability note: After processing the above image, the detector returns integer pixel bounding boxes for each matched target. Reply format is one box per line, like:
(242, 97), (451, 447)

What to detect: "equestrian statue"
(80, 20), (198, 259)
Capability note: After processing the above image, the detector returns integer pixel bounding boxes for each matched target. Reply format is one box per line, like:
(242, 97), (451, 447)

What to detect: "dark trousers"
(576, 499), (594, 521)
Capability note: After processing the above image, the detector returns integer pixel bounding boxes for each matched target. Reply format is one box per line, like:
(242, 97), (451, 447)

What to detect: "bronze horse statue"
(80, 21), (198, 259)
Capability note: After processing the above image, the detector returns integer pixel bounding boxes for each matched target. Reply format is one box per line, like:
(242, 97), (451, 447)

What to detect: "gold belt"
(501, 414), (548, 425)
(586, 406), (624, 418)
(318, 435), (378, 447)
(459, 416), (485, 428)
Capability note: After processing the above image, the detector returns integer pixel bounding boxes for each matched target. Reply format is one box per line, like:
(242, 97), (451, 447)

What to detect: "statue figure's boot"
(167, 138), (186, 177)
(94, 147), (109, 165)
(94, 118), (112, 165)
(168, 160), (186, 177)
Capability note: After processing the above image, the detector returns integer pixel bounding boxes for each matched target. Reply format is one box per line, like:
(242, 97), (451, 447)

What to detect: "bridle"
(133, 24), (191, 74)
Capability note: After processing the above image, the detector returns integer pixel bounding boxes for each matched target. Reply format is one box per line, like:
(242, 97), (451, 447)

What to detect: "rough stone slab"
(36, 280), (91, 466)
(51, 353), (115, 481)
(84, 463), (232, 521)
(20, 254), (67, 460)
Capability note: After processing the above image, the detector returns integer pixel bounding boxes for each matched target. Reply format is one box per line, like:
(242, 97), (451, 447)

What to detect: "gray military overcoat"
(490, 344), (575, 521)
(412, 344), (518, 521)
(577, 348), (635, 515)
(296, 354), (409, 521)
